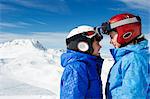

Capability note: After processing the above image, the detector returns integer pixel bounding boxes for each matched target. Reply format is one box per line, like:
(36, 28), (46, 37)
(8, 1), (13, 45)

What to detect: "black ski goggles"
(100, 22), (111, 35)
(93, 23), (111, 35)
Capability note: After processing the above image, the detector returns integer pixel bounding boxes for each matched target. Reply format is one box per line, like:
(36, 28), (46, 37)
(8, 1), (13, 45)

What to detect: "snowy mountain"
(0, 39), (46, 50)
(0, 39), (64, 98)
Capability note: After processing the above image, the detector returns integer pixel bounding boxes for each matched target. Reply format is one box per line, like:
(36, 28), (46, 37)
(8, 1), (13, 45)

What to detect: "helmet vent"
(123, 32), (132, 39)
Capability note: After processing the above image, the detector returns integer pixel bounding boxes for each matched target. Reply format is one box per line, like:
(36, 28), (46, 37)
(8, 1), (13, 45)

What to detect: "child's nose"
(110, 40), (113, 44)
(99, 44), (102, 48)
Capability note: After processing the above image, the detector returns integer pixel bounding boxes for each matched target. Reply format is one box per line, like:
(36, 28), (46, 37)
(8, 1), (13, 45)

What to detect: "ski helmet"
(66, 25), (103, 54)
(101, 13), (141, 45)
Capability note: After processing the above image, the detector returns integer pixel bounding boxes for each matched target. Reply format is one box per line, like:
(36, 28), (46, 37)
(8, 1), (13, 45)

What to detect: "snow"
(0, 39), (113, 99)
(101, 58), (114, 98)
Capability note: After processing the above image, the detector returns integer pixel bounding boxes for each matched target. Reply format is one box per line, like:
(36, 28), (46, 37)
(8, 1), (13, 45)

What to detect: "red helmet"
(101, 13), (141, 45)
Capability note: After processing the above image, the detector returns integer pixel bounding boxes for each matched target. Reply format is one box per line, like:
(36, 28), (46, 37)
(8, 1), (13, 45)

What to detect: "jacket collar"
(61, 49), (103, 67)
(110, 40), (148, 62)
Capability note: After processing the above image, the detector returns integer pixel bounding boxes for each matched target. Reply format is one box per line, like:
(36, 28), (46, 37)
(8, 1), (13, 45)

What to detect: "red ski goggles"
(82, 27), (103, 41)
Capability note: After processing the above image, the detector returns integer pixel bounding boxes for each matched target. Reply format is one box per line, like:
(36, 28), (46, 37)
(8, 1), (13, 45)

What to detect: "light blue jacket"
(106, 40), (150, 99)
(60, 50), (103, 99)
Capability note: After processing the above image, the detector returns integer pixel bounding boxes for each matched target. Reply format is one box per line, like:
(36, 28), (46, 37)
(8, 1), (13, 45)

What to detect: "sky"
(0, 0), (150, 49)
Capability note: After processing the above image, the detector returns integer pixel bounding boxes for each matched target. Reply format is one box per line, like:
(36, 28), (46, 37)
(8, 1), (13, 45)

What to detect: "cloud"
(0, 3), (17, 11)
(17, 22), (32, 26)
(69, 0), (98, 3)
(108, 8), (126, 11)
(118, 0), (150, 10)
(5, 0), (70, 14)
(0, 32), (67, 49)
(31, 19), (47, 25)
(0, 22), (32, 29)
(0, 22), (25, 28)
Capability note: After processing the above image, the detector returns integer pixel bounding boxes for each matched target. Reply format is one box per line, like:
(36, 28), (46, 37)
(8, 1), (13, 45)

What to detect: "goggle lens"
(101, 22), (111, 34)
(82, 30), (103, 41)
(84, 31), (95, 36)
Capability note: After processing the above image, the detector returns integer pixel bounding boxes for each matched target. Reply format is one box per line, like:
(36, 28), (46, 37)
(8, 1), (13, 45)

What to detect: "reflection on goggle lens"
(84, 31), (95, 36)
(101, 22), (111, 34)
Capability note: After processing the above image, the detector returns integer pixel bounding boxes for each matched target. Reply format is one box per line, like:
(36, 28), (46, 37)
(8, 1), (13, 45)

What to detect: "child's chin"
(92, 52), (100, 56)
(96, 53), (100, 56)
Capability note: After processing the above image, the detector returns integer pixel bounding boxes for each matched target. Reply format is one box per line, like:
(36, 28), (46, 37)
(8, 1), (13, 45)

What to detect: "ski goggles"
(82, 27), (103, 41)
(100, 16), (141, 34)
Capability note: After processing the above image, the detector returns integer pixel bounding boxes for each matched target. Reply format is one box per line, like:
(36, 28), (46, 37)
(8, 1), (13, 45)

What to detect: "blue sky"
(0, 0), (150, 50)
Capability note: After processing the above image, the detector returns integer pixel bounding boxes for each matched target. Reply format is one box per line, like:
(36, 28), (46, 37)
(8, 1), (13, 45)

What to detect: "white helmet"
(67, 25), (95, 39)
(66, 25), (103, 54)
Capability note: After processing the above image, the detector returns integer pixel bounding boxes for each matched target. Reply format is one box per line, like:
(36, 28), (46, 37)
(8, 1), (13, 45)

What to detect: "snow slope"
(0, 39), (65, 98)
(0, 39), (114, 99)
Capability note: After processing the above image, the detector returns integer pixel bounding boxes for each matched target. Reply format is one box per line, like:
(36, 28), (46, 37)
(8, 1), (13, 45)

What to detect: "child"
(101, 13), (149, 98)
(60, 25), (104, 99)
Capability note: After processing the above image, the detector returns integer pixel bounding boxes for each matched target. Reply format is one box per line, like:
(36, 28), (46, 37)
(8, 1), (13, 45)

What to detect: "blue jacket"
(106, 40), (150, 99)
(60, 50), (104, 99)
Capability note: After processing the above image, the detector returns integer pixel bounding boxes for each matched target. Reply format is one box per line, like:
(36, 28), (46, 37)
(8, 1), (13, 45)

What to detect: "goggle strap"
(110, 17), (139, 29)
(94, 27), (98, 33)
